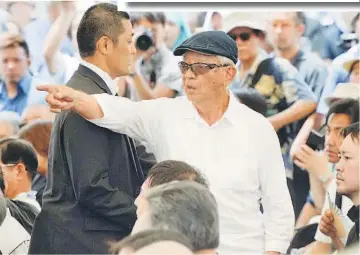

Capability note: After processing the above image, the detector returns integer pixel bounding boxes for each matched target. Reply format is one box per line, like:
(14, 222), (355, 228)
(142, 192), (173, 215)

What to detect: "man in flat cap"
(37, 30), (294, 254)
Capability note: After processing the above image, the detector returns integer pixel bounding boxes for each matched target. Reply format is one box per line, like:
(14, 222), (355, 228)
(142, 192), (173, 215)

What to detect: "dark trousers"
(292, 164), (310, 220)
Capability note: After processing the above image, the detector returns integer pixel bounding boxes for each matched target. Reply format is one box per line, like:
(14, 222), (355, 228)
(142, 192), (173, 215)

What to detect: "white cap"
(325, 83), (360, 106)
(226, 21), (265, 34)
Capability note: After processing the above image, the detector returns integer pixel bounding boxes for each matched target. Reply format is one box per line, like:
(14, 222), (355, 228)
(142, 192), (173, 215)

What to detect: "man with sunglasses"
(227, 21), (317, 211)
(37, 30), (294, 254)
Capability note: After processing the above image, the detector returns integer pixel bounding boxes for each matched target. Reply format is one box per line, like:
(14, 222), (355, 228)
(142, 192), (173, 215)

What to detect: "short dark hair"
(341, 122), (359, 142)
(147, 160), (209, 188)
(326, 99), (359, 125)
(109, 229), (193, 254)
(235, 88), (267, 116)
(76, 3), (130, 58)
(0, 139), (38, 179)
(0, 33), (30, 57)
(294, 12), (306, 25)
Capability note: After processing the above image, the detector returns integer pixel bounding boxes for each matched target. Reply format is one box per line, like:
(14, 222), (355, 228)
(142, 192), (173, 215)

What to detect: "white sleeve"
(88, 94), (164, 153)
(257, 118), (295, 253)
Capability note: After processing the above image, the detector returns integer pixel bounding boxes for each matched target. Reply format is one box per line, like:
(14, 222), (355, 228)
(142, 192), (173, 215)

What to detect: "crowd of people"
(0, 1), (359, 255)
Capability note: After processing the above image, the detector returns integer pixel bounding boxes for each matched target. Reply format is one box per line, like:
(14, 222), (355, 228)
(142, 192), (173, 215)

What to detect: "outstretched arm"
(37, 85), (104, 119)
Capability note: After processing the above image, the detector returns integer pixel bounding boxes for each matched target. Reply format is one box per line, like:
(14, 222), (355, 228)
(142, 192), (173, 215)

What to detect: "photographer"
(128, 12), (183, 101)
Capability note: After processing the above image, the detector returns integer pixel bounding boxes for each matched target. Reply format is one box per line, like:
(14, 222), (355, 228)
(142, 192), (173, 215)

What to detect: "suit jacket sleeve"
(62, 112), (137, 228)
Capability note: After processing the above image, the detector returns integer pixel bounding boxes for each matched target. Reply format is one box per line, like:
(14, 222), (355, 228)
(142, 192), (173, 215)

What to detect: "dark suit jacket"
(29, 65), (145, 254)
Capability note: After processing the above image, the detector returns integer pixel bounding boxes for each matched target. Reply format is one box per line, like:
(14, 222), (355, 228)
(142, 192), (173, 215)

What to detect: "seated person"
(0, 138), (40, 211)
(18, 120), (53, 206)
(0, 33), (48, 116)
(109, 229), (193, 255)
(317, 122), (359, 253)
(133, 181), (218, 255)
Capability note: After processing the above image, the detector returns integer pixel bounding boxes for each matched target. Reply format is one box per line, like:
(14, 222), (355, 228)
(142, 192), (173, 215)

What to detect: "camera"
(135, 28), (154, 51)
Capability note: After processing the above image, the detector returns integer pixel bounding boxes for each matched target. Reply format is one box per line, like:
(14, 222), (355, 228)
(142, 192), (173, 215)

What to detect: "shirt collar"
(181, 90), (240, 127)
(79, 60), (118, 95)
(0, 74), (32, 96)
(290, 49), (306, 66)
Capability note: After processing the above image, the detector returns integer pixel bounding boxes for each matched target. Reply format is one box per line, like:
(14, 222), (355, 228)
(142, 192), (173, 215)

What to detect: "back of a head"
(18, 120), (53, 158)
(145, 181), (219, 251)
(109, 229), (193, 254)
(147, 160), (209, 188)
(76, 3), (130, 58)
(235, 88), (268, 116)
(326, 98), (359, 125)
(0, 138), (38, 179)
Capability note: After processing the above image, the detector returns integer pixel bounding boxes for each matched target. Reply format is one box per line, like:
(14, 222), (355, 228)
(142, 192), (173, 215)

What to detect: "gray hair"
(217, 55), (235, 66)
(144, 181), (219, 251)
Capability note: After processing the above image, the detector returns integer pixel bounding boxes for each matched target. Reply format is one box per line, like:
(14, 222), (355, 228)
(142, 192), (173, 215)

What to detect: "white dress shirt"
(89, 92), (295, 254)
(14, 191), (41, 211)
(79, 60), (118, 96)
(0, 209), (30, 254)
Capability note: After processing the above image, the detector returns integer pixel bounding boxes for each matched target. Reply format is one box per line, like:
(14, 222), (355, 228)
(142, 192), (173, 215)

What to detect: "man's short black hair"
(235, 88), (267, 116)
(294, 12), (306, 25)
(76, 3), (130, 58)
(341, 122), (359, 142)
(0, 138), (38, 179)
(326, 99), (359, 125)
(147, 160), (209, 188)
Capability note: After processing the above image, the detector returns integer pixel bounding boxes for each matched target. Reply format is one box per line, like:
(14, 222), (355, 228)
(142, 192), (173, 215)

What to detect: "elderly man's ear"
(226, 66), (237, 83)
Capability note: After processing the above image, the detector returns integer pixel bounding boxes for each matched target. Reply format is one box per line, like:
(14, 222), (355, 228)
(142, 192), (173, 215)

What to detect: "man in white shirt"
(38, 30), (295, 254)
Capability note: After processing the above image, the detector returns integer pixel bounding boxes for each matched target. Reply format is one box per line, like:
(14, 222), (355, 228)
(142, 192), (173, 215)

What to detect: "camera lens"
(136, 34), (154, 51)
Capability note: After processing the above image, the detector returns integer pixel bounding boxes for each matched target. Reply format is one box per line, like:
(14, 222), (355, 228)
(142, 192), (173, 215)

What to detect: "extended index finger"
(37, 85), (59, 93)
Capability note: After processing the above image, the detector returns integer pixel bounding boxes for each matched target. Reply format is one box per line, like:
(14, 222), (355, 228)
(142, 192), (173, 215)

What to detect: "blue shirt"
(290, 49), (328, 101)
(0, 74), (47, 116)
(316, 44), (359, 115)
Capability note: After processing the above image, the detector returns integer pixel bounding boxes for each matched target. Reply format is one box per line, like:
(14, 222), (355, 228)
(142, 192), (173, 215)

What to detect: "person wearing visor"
(37, 30), (294, 254)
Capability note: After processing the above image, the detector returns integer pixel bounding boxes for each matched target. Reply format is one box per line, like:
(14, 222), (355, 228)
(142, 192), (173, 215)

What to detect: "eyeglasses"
(229, 32), (252, 42)
(178, 61), (230, 75)
(0, 163), (17, 172)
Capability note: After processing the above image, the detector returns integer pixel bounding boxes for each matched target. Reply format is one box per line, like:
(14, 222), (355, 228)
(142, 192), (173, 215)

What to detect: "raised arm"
(43, 2), (76, 74)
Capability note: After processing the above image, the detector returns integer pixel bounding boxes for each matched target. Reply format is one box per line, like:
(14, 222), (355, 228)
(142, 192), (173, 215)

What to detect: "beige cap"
(325, 83), (360, 106)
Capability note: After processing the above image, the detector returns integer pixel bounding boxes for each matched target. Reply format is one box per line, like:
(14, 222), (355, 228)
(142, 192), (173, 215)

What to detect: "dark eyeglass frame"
(229, 32), (252, 42)
(178, 61), (230, 75)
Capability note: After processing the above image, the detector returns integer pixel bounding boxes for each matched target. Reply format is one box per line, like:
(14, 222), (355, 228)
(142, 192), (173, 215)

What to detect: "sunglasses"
(178, 61), (230, 75)
(229, 32), (252, 42)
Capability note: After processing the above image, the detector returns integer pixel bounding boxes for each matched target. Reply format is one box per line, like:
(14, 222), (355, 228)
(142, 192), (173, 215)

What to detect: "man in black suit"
(29, 4), (145, 254)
